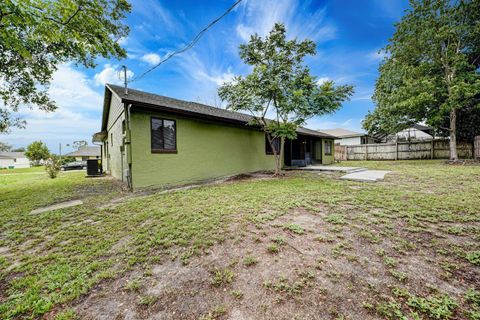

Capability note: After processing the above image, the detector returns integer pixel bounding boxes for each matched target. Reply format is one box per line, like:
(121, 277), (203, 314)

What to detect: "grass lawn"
(0, 160), (479, 319)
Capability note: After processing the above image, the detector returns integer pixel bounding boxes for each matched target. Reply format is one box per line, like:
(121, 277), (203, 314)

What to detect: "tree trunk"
(449, 108), (458, 161)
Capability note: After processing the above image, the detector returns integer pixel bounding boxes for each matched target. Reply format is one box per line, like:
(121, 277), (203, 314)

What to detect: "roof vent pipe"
(122, 65), (128, 95)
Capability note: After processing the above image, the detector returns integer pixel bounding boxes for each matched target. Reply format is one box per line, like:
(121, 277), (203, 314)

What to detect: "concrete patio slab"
(286, 166), (367, 173)
(340, 170), (391, 182)
(30, 200), (83, 215)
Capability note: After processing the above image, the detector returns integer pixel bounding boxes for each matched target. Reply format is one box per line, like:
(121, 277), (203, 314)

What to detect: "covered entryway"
(283, 129), (336, 166)
(284, 136), (322, 167)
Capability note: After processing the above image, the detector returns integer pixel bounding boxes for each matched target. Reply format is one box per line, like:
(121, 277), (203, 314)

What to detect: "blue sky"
(6, 0), (410, 153)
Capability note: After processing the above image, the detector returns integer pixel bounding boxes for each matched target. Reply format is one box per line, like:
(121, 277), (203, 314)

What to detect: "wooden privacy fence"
(335, 139), (475, 161)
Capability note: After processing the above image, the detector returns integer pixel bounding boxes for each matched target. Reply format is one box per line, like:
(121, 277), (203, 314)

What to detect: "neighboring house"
(0, 152), (30, 169)
(392, 124), (434, 142)
(375, 124), (435, 142)
(93, 84), (337, 190)
(64, 146), (101, 161)
(321, 128), (376, 145)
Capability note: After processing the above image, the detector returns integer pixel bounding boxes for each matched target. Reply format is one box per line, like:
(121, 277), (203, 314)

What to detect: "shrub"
(45, 157), (61, 179)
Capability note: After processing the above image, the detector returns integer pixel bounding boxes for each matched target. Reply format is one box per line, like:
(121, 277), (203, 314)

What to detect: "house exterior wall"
(104, 94), (126, 180)
(335, 136), (362, 146)
(0, 158), (15, 168)
(0, 157), (30, 168)
(129, 110), (275, 189)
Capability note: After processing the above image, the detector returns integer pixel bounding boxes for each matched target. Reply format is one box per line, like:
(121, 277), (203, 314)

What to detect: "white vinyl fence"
(335, 139), (475, 161)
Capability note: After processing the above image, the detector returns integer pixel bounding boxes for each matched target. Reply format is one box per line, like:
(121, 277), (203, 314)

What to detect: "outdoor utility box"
(86, 159), (102, 176)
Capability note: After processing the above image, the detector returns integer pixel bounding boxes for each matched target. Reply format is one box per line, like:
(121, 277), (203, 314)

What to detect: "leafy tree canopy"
(25, 140), (50, 165)
(73, 140), (88, 149)
(0, 141), (12, 152)
(0, 0), (131, 133)
(219, 23), (354, 174)
(363, 0), (480, 160)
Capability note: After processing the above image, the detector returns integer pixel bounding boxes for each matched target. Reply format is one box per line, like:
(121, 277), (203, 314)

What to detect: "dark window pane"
(163, 120), (175, 150)
(151, 118), (176, 151)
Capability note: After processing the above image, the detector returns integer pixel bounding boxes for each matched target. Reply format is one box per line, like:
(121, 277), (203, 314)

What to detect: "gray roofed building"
(0, 152), (27, 159)
(64, 146), (100, 158)
(94, 84), (339, 190)
(321, 128), (366, 138)
(105, 84), (336, 139)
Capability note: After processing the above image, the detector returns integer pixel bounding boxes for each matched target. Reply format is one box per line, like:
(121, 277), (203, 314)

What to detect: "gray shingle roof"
(0, 152), (26, 159)
(106, 84), (336, 139)
(321, 128), (367, 138)
(64, 146), (100, 157)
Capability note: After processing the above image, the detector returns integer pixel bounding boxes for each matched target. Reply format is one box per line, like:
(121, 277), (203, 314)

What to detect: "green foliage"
(45, 156), (61, 179)
(53, 309), (78, 320)
(0, 141), (12, 151)
(59, 156), (76, 165)
(267, 243), (279, 254)
(138, 295), (157, 306)
(211, 268), (235, 287)
(243, 255), (258, 267)
(0, 0), (131, 132)
(25, 140), (50, 165)
(283, 223), (305, 235)
(263, 271), (315, 296)
(218, 23), (353, 173)
(407, 294), (458, 319)
(364, 0), (480, 158)
(466, 251), (480, 266)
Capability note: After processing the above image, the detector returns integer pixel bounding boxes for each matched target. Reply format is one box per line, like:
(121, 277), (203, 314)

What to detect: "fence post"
(365, 145), (368, 160)
(395, 142), (398, 160)
(431, 140), (434, 159)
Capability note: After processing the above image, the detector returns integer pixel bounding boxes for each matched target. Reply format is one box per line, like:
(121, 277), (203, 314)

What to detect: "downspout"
(124, 103), (133, 191)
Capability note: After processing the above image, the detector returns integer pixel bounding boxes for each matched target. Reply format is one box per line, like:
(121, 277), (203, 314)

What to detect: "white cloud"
(5, 64), (104, 151)
(235, 0), (336, 43)
(176, 53), (235, 87)
(141, 53), (161, 66)
(368, 49), (387, 61)
(316, 77), (330, 85)
(94, 64), (134, 86)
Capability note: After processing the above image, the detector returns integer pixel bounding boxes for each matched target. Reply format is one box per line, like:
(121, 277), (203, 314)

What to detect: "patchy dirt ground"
(2, 161), (479, 320)
(65, 205), (479, 320)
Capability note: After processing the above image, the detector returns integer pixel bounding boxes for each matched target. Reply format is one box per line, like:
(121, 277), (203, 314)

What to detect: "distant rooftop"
(64, 146), (100, 157)
(320, 128), (367, 138)
(0, 152), (26, 159)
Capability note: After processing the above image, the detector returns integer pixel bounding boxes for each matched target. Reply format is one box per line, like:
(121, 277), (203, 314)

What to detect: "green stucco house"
(93, 84), (336, 190)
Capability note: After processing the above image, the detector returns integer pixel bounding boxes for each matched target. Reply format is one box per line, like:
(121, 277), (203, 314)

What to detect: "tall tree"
(73, 140), (88, 150)
(25, 140), (50, 165)
(364, 0), (480, 161)
(219, 23), (354, 174)
(0, 0), (131, 133)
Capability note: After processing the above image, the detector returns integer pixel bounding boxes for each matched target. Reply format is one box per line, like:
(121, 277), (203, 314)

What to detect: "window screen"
(151, 118), (177, 152)
(324, 140), (332, 155)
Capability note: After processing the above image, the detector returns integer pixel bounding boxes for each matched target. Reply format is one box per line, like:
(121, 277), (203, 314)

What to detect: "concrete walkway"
(286, 165), (391, 182)
(30, 200), (83, 215)
(286, 165), (367, 173)
(340, 170), (391, 182)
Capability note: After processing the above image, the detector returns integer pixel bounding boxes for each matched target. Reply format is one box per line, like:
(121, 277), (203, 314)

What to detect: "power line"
(129, 0), (243, 83)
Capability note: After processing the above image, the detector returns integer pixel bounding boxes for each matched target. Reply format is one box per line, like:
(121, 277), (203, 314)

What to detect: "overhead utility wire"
(129, 0), (243, 83)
